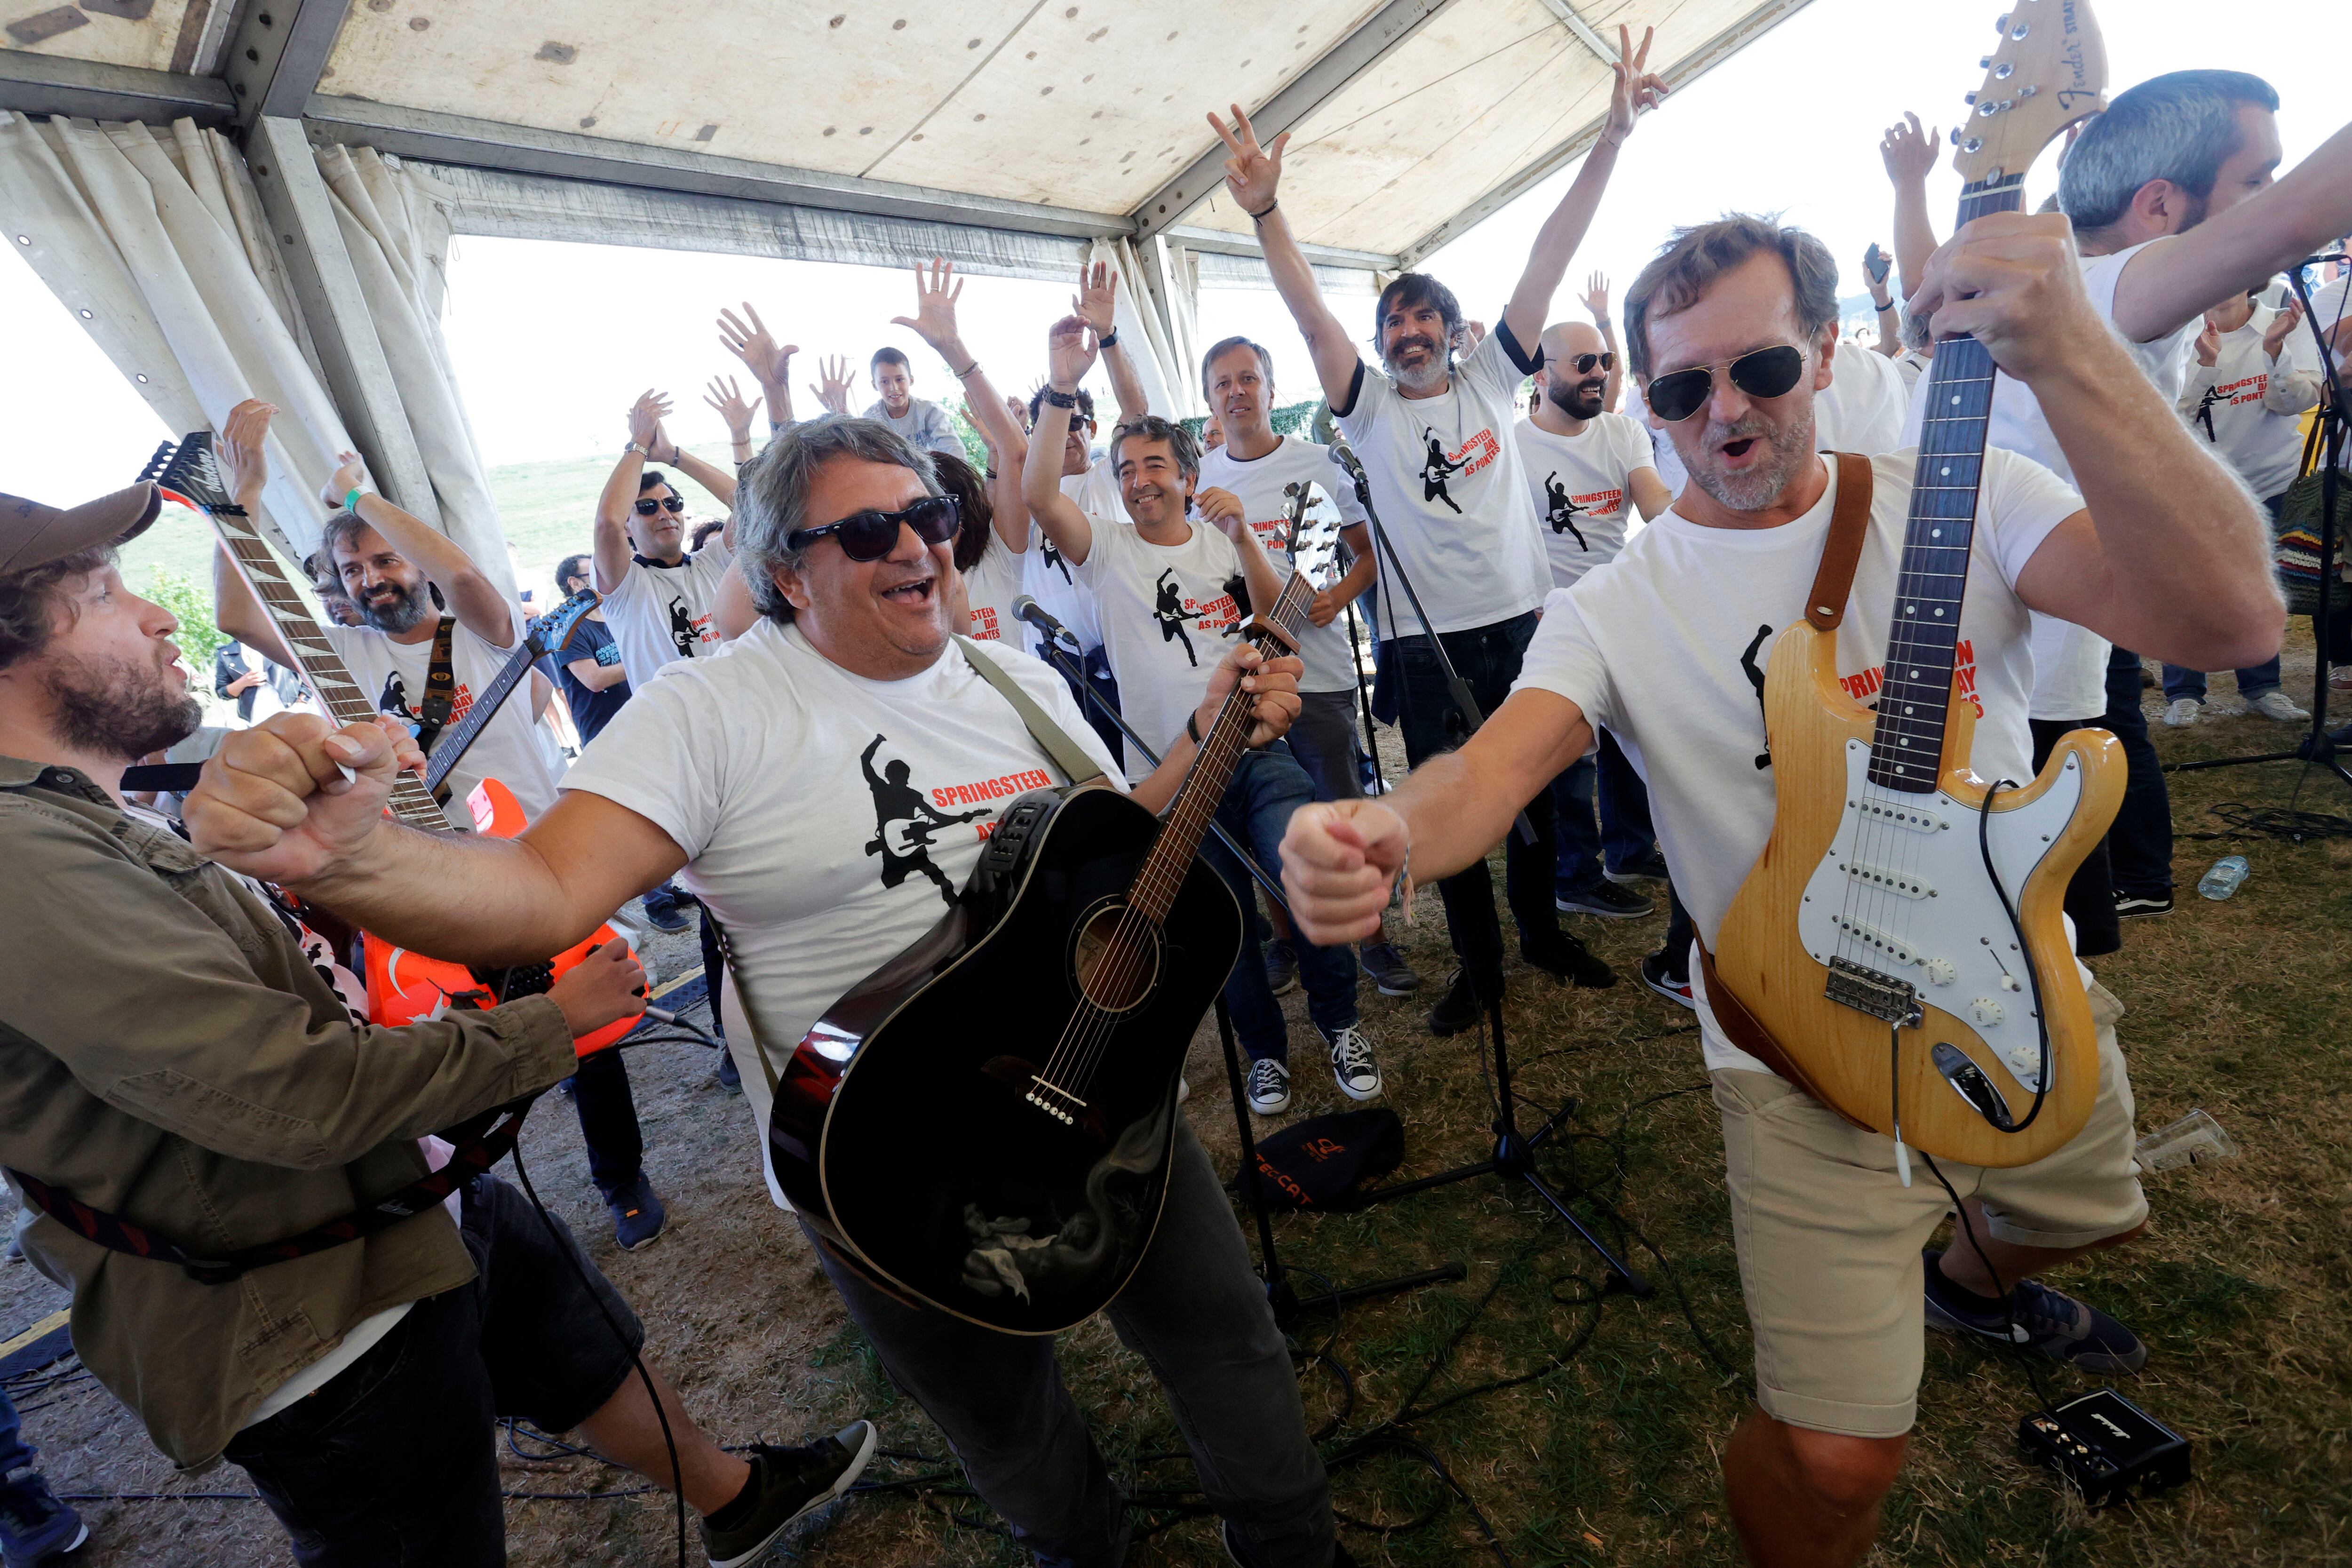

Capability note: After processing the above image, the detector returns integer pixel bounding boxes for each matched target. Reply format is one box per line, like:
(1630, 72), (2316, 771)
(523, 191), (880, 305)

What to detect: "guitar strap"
(413, 615), (459, 754)
(1696, 452), (1883, 1119)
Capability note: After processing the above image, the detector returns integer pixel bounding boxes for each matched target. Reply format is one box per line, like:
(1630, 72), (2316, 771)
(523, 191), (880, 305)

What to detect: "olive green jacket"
(0, 754), (575, 1469)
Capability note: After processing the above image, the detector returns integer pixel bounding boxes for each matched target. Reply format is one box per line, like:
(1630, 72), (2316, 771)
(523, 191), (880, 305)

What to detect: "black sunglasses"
(788, 493), (961, 563)
(634, 495), (688, 516)
(1645, 345), (1807, 423)
(1563, 351), (1616, 375)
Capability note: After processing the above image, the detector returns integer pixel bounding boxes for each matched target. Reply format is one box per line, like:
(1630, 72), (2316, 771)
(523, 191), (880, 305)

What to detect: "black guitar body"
(766, 783), (1244, 1334)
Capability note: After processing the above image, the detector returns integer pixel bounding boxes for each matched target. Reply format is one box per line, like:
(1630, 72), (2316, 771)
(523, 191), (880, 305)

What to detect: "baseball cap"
(0, 484), (164, 576)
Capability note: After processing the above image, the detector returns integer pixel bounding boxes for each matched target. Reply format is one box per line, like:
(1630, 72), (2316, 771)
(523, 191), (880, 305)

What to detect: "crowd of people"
(2, 28), (2350, 1568)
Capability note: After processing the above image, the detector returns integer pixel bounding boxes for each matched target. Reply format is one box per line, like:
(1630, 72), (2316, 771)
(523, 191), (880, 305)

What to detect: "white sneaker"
(2162, 697), (2201, 727)
(2247, 689), (2309, 723)
(1323, 1025), (1383, 1100)
(1246, 1058), (1292, 1116)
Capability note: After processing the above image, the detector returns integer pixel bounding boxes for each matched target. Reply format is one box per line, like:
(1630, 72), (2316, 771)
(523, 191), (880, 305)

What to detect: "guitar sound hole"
(1072, 902), (1159, 1013)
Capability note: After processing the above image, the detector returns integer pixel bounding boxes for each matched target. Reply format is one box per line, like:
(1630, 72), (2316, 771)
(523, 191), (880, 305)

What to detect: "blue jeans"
(2101, 645), (2174, 899)
(1201, 746), (1360, 1064)
(809, 1122), (1333, 1568)
(567, 1045), (642, 1200)
(0, 1385), (33, 1480)
(1550, 729), (1656, 892)
(2160, 657), (2282, 703)
(1389, 612), (1559, 998)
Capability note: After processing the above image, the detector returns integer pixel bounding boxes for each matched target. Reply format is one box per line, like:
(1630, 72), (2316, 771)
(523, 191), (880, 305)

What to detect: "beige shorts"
(1712, 981), (2146, 1439)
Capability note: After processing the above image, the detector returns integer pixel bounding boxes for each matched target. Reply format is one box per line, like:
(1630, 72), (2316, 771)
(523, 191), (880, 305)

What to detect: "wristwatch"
(1098, 328), (1120, 350)
(1043, 387), (1080, 409)
(625, 441), (650, 457)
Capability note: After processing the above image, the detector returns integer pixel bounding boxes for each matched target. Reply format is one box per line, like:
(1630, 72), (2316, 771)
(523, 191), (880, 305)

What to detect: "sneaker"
(2247, 688), (2310, 723)
(715, 1048), (742, 1096)
(1323, 1025), (1383, 1100)
(1922, 1250), (2147, 1373)
(640, 890), (691, 934)
(1357, 941), (1421, 996)
(1221, 1518), (1361, 1568)
(1522, 930), (1617, 988)
(702, 1420), (878, 1568)
(1605, 848), (1671, 884)
(0, 1466), (87, 1568)
(1556, 880), (1654, 919)
(1246, 1058), (1292, 1116)
(606, 1172), (667, 1251)
(2161, 697), (2201, 727)
(1425, 969), (1486, 1037)
(2114, 890), (2174, 919)
(1264, 939), (1299, 997)
(1638, 953), (1694, 1009)
(2332, 664), (2352, 693)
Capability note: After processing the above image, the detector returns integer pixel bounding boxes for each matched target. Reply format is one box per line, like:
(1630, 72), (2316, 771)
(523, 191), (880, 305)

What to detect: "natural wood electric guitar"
(1711, 1), (2123, 1170)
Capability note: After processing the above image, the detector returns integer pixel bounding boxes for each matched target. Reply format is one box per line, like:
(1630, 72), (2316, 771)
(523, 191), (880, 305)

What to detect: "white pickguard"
(1794, 740), (2085, 1093)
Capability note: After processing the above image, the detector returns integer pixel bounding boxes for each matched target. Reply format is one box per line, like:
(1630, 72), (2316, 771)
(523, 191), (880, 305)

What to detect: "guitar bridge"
(1825, 956), (1924, 1028)
(1024, 1078), (1087, 1126)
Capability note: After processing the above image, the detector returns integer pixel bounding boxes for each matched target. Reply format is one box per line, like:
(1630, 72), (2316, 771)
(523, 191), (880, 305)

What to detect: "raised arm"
(652, 426), (740, 524)
(1208, 106), (1362, 407)
(1579, 272), (1625, 409)
(2110, 118), (2352, 345)
(1881, 112), (1942, 304)
(718, 303), (797, 434)
(330, 456), (515, 649)
(1501, 25), (1666, 351)
(890, 256), (1034, 553)
(594, 390), (667, 594)
(206, 399), (299, 670)
(1021, 316), (1102, 564)
(1075, 260), (1149, 425)
(703, 374), (763, 470)
(2260, 297), (2324, 412)
(1863, 243), (1902, 357)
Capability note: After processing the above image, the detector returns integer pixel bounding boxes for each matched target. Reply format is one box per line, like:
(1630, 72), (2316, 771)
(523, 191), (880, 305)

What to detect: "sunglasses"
(787, 493), (961, 563)
(1562, 352), (1616, 376)
(634, 495), (688, 516)
(1645, 345), (1808, 424)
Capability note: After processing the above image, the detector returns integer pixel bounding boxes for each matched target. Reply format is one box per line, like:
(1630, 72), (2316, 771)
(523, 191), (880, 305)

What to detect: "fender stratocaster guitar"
(772, 489), (1338, 1333)
(1712, 1), (2122, 1169)
(138, 433), (634, 1053)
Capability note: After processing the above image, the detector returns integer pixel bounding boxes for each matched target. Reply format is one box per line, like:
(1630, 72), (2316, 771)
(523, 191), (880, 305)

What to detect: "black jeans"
(2029, 718), (2122, 958)
(2100, 645), (2174, 899)
(1388, 612), (1558, 997)
(568, 1046), (642, 1199)
(223, 1175), (645, 1567)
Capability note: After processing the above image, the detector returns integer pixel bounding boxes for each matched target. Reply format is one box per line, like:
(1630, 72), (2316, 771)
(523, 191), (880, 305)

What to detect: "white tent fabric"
(1089, 234), (1191, 421)
(0, 114), (507, 590)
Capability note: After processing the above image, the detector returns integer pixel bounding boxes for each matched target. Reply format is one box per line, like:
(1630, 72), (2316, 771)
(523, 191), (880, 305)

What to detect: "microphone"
(1329, 439), (1374, 508)
(1011, 594), (1082, 655)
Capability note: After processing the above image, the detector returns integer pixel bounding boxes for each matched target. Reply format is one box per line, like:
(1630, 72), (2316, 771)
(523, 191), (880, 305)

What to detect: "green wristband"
(344, 486), (365, 513)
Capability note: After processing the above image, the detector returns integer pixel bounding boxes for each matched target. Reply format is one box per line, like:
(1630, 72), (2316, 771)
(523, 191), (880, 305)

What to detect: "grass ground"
(3, 638), (2346, 1568)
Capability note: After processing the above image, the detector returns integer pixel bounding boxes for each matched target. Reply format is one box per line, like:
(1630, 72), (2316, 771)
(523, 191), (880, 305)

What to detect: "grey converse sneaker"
(1322, 1025), (1383, 1100)
(1246, 1058), (1292, 1116)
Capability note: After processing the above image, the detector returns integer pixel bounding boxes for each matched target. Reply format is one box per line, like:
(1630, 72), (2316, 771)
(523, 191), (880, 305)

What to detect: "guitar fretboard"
(1867, 175), (2024, 794)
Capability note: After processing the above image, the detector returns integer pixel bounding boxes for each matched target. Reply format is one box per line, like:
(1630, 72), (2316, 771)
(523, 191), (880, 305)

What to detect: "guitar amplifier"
(2017, 1391), (2190, 1507)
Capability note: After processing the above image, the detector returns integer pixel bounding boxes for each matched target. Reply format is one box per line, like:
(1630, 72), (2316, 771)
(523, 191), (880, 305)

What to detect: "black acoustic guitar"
(771, 487), (1334, 1333)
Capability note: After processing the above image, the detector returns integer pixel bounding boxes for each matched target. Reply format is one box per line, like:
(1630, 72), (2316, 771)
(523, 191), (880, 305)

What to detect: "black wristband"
(1098, 329), (1119, 350)
(1874, 296), (1896, 311)
(1044, 387), (1079, 409)
(1247, 199), (1278, 222)
(1186, 711), (1204, 745)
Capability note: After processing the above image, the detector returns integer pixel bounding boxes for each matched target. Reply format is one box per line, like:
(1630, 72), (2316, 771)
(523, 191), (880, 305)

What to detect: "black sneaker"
(715, 1048), (742, 1095)
(1522, 931), (1617, 988)
(1264, 939), (1300, 996)
(1555, 880), (1654, 919)
(1638, 953), (1694, 1009)
(1921, 1250), (2147, 1373)
(0, 1465), (87, 1568)
(1220, 1518), (1360, 1568)
(1246, 1058), (1293, 1116)
(1425, 969), (1486, 1037)
(2114, 890), (2174, 919)
(640, 892), (691, 934)
(702, 1421), (878, 1568)
(1357, 940), (1422, 996)
(1605, 849), (1671, 884)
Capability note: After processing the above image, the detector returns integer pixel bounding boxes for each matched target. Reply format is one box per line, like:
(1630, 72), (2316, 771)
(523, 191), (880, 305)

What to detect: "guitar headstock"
(1951, 0), (2107, 184)
(1279, 481), (1343, 591)
(529, 588), (603, 658)
(143, 431), (241, 517)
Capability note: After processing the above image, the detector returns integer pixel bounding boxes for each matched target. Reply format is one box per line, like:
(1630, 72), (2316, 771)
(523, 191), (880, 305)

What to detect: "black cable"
(505, 1140), (687, 1568)
(1917, 1148), (2056, 1414)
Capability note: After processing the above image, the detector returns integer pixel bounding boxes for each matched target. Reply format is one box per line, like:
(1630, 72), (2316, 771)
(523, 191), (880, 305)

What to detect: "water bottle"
(2196, 854), (2249, 900)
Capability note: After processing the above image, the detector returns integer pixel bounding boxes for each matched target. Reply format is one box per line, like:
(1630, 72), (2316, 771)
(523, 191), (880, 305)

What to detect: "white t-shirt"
(861, 395), (965, 458)
(1902, 241), (2196, 721)
(1197, 435), (1367, 693)
(1511, 413), (1656, 591)
(559, 621), (1122, 1206)
(1511, 448), (2083, 1075)
(2182, 311), (2323, 500)
(1815, 342), (1911, 457)
(1334, 326), (1552, 638)
(1074, 517), (1245, 781)
(323, 607), (558, 822)
(600, 543), (736, 689)
(961, 536), (1026, 645)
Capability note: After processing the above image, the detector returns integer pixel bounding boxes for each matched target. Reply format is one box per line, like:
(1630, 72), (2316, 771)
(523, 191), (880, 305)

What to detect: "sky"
(2, 0), (2346, 490)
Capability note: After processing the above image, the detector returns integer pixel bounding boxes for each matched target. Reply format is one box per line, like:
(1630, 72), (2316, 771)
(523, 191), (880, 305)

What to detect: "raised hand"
(2194, 318), (2222, 369)
(1599, 24), (1667, 148)
(323, 450), (368, 508)
(1005, 391), (1033, 433)
(1578, 271), (1611, 323)
(889, 257), (965, 352)
(1074, 259), (1120, 339)
(702, 374), (763, 440)
(1208, 103), (1286, 216)
(2262, 294), (2305, 360)
(810, 356), (854, 415)
(1880, 111), (1936, 187)
(213, 398), (278, 508)
(627, 390), (671, 448)
(718, 303), (797, 389)
(1862, 244), (1892, 290)
(1047, 315), (1098, 392)
(1192, 485), (1247, 537)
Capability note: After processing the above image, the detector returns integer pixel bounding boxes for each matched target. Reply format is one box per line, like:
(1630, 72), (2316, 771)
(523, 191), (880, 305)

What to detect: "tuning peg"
(1979, 55), (1992, 68)
(1965, 91), (1978, 105)
(1994, 12), (2008, 30)
(1951, 127), (1963, 145)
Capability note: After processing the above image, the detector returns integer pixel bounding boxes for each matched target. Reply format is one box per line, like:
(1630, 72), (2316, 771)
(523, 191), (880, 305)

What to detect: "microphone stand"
(1342, 597), (1387, 795)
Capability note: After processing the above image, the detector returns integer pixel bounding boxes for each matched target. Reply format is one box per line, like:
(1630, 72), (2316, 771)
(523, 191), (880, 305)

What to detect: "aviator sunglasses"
(787, 493), (961, 562)
(1562, 351), (1615, 375)
(1645, 344), (1807, 423)
(633, 494), (688, 516)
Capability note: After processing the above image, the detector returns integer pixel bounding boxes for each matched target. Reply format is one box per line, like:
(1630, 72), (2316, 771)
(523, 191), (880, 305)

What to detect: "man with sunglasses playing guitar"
(593, 389), (742, 688)
(184, 415), (1351, 1568)
(1280, 213), (2280, 1567)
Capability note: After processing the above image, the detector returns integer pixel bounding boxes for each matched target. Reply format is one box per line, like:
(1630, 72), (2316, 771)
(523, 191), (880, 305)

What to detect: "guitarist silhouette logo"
(668, 597), (698, 659)
(377, 669), (412, 724)
(1542, 472), (1590, 549)
(1152, 570), (1198, 667)
(1740, 623), (1773, 770)
(1039, 535), (1072, 583)
(1419, 429), (1467, 515)
(861, 736), (987, 905)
